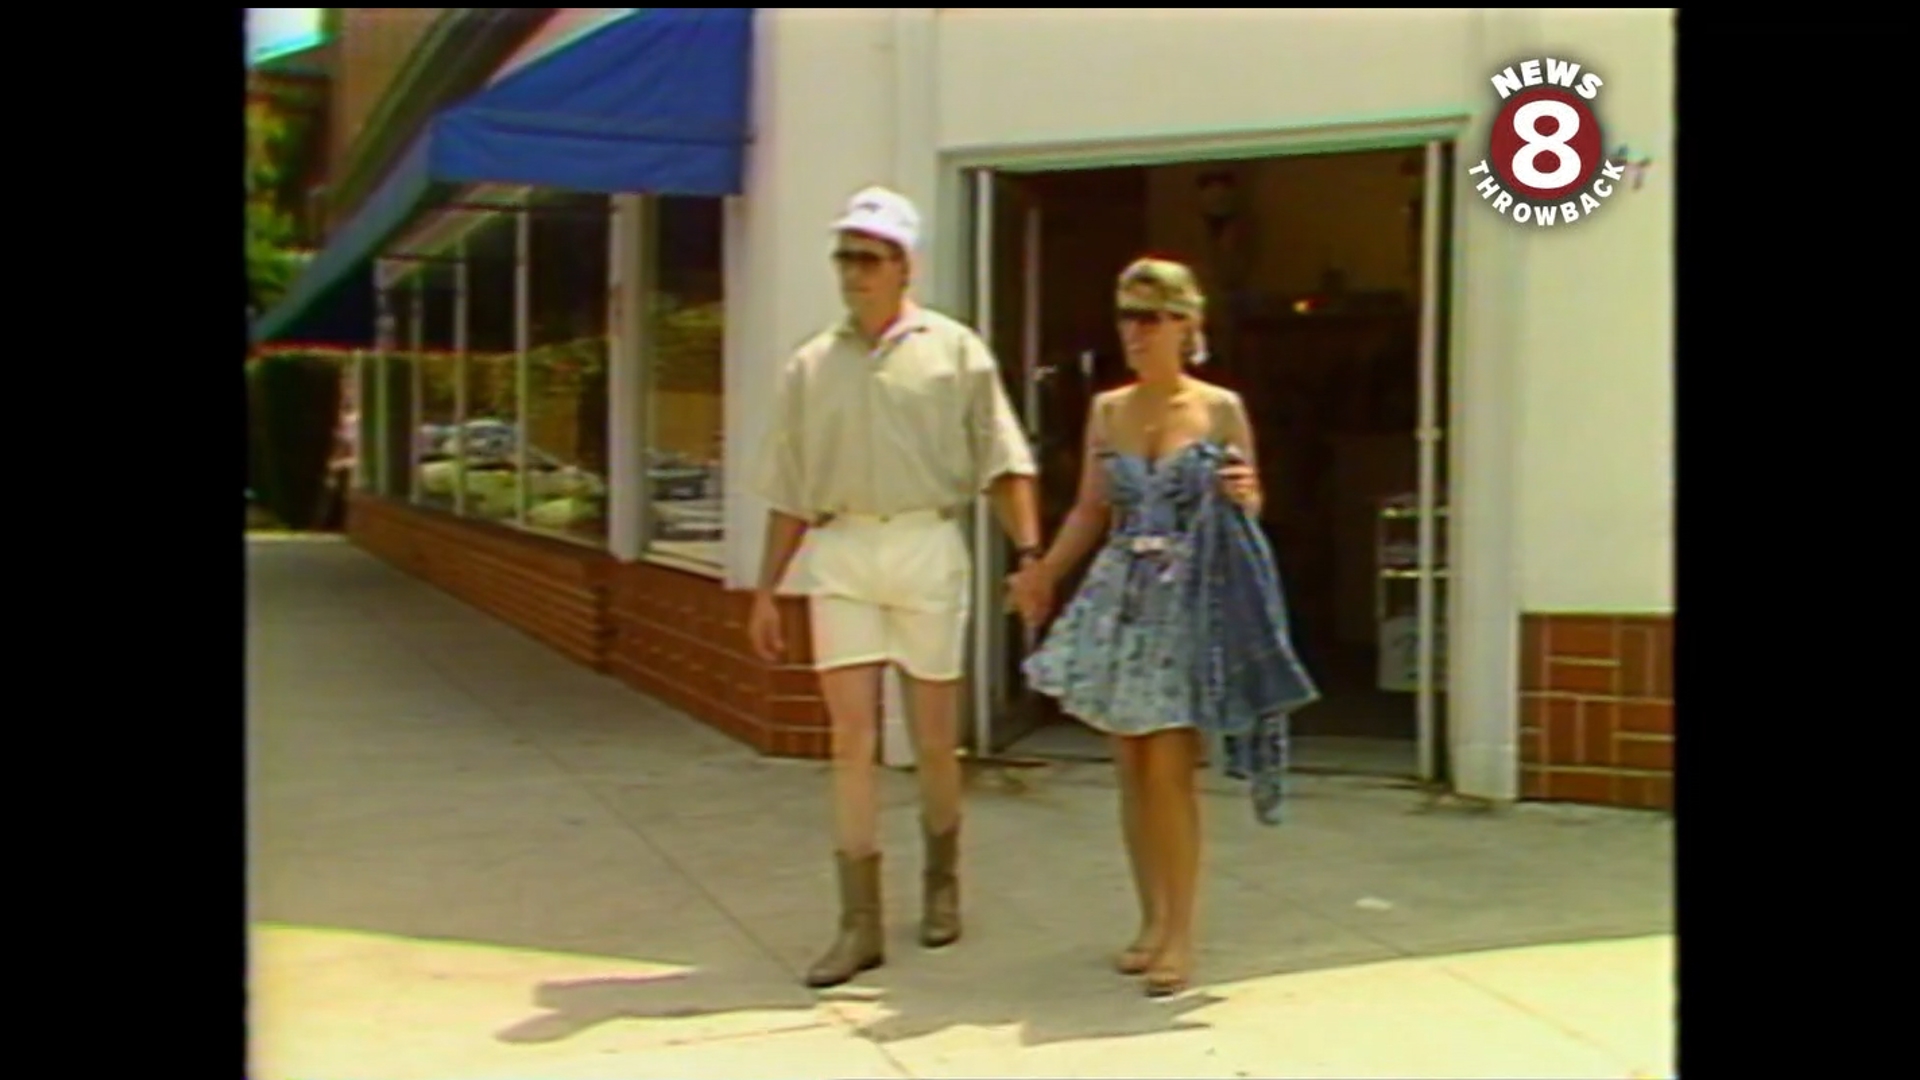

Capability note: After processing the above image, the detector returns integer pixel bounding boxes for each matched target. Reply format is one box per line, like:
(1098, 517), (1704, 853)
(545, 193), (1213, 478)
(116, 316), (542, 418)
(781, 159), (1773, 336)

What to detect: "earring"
(1186, 330), (1210, 366)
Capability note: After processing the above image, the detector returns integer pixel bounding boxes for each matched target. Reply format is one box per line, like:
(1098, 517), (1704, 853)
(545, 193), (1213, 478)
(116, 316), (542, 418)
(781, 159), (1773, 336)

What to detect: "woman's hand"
(1217, 462), (1259, 509)
(1005, 559), (1056, 630)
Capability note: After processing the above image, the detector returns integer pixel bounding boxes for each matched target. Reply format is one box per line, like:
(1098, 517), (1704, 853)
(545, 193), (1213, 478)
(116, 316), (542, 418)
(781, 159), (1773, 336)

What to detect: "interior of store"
(981, 146), (1454, 779)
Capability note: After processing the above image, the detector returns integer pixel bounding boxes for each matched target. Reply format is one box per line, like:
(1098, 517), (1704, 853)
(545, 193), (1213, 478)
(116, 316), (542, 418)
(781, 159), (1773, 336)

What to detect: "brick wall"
(1518, 614), (1673, 810)
(606, 563), (831, 758)
(348, 494), (612, 669)
(348, 494), (834, 759)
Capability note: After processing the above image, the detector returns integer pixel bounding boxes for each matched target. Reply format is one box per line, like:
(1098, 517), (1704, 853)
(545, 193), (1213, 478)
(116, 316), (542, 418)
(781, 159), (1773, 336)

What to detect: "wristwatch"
(1016, 545), (1043, 564)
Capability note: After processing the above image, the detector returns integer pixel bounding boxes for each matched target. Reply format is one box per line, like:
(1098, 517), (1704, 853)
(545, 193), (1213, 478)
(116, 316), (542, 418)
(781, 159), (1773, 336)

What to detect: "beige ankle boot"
(804, 851), (884, 988)
(920, 819), (961, 948)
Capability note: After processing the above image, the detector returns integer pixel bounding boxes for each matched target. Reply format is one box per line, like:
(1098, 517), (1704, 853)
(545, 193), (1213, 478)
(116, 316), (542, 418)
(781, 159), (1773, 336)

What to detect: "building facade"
(264, 9), (1673, 811)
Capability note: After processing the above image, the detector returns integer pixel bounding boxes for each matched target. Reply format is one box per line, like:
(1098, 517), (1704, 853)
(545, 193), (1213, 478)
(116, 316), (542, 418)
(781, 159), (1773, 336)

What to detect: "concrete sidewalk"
(246, 537), (1675, 1080)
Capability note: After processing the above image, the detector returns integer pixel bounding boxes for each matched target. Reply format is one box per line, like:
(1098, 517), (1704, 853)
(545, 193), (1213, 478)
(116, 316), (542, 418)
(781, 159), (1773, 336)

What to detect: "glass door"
(964, 167), (1058, 756)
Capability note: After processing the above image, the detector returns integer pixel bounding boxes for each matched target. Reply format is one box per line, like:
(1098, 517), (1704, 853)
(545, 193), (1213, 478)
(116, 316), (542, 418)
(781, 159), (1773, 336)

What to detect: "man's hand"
(747, 591), (786, 662)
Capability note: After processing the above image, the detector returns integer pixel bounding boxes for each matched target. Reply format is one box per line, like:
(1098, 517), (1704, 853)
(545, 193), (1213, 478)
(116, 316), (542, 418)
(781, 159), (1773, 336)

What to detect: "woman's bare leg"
(1139, 728), (1203, 994)
(1112, 734), (1163, 972)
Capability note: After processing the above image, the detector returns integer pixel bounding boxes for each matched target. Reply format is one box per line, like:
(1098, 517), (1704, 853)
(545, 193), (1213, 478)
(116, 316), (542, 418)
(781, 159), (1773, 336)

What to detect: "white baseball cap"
(830, 186), (921, 251)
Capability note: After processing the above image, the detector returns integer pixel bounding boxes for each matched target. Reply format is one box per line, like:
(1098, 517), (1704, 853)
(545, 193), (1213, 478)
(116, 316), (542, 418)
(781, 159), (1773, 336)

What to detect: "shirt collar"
(838, 300), (930, 346)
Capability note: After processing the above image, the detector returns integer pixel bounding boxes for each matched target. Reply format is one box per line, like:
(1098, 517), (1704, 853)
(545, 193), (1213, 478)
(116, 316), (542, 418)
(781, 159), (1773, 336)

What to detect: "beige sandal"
(1143, 950), (1192, 998)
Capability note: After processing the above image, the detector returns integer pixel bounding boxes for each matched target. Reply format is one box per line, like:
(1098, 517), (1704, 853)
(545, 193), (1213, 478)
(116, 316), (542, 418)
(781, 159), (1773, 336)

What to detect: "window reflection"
(647, 196), (725, 565)
(525, 192), (611, 545)
(368, 195), (622, 549)
(414, 262), (459, 512)
(461, 214), (523, 523)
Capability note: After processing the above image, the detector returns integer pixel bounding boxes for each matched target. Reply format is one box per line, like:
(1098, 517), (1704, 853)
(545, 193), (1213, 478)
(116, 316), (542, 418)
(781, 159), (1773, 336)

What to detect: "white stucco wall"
(934, 9), (1479, 153)
(1503, 9), (1674, 614)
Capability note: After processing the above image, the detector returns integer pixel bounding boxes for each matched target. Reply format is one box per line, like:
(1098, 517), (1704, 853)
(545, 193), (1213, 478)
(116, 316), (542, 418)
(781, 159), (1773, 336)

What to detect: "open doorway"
(971, 146), (1454, 780)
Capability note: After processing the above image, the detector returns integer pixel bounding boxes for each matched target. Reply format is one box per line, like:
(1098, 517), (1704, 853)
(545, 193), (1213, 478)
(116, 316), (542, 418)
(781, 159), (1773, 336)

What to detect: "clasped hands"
(1004, 557), (1054, 630)
(1003, 461), (1258, 631)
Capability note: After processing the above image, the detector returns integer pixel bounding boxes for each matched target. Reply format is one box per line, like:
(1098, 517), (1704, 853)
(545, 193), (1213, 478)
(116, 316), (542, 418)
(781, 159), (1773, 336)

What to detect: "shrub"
(247, 353), (343, 530)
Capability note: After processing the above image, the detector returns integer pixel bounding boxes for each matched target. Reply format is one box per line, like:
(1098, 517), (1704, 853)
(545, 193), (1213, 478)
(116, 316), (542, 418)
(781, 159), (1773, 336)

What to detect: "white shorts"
(806, 509), (972, 682)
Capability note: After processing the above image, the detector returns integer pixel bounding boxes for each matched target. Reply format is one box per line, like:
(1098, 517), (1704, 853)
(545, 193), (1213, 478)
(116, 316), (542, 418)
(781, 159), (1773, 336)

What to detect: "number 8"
(1510, 100), (1583, 190)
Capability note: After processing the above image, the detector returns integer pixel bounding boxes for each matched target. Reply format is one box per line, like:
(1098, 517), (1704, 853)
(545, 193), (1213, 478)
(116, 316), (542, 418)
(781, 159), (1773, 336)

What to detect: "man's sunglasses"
(832, 249), (893, 270)
(1117, 307), (1181, 326)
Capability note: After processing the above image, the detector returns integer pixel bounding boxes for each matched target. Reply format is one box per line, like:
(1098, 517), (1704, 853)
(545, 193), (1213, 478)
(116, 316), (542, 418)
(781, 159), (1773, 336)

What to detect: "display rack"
(1374, 493), (1449, 693)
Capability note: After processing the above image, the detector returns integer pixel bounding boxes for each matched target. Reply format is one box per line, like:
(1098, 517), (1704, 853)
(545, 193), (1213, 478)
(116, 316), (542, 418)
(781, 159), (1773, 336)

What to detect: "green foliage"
(247, 101), (303, 312)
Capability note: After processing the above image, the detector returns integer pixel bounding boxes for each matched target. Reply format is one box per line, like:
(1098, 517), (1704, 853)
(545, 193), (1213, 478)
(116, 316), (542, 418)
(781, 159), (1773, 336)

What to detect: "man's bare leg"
(904, 673), (963, 832)
(820, 663), (886, 855)
(905, 673), (964, 946)
(805, 662), (887, 988)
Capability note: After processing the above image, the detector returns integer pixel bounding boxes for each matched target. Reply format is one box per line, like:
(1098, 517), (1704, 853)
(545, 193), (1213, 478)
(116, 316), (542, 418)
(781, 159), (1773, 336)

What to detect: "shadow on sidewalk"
(484, 918), (1658, 1051)
(495, 967), (1226, 1049)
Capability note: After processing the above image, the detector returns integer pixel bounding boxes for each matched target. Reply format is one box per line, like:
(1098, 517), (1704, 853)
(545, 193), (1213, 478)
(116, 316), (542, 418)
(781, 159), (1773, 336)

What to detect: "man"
(748, 186), (1042, 989)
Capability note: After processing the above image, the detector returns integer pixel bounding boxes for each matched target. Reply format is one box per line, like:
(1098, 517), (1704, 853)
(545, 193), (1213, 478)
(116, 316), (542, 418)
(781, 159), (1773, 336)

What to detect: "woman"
(1008, 257), (1316, 998)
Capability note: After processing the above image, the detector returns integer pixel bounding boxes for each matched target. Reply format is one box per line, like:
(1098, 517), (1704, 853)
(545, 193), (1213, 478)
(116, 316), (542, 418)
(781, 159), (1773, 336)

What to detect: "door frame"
(962, 173), (1054, 758)
(938, 117), (1521, 799)
(1414, 138), (1449, 783)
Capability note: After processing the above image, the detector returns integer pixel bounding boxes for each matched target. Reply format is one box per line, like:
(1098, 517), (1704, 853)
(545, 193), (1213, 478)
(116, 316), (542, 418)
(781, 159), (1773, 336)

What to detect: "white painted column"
(1446, 9), (1536, 802)
(719, 195), (768, 591)
(607, 193), (650, 561)
(879, 8), (941, 769)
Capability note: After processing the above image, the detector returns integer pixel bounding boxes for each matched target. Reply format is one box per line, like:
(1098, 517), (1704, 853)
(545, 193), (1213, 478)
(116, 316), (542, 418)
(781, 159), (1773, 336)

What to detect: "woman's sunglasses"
(1117, 306), (1181, 326)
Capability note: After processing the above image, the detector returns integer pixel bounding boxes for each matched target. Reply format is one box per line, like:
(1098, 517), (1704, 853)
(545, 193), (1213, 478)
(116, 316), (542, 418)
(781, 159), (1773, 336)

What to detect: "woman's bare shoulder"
(1089, 386), (1134, 422)
(1187, 378), (1246, 410)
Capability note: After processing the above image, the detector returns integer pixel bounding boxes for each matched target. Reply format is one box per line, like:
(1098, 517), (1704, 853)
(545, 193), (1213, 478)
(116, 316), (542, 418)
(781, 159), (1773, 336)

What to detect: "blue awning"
(252, 8), (754, 347)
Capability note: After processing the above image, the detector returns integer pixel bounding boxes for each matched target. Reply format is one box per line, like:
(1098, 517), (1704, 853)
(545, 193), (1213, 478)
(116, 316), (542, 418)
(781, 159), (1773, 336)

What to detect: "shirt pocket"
(875, 368), (966, 463)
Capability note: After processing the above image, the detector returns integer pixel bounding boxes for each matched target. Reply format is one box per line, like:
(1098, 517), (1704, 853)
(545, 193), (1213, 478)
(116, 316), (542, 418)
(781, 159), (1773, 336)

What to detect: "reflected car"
(647, 449), (711, 501)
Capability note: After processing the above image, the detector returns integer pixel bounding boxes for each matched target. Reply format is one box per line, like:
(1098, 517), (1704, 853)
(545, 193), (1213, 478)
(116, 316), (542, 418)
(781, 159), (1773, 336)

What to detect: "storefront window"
(645, 196), (725, 566)
(461, 213), (523, 523)
(415, 262), (459, 512)
(524, 193), (611, 546)
(365, 195), (616, 548)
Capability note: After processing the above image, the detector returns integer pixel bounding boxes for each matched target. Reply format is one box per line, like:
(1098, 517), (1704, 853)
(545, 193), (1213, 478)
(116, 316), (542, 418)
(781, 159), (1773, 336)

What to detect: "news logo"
(1467, 57), (1634, 228)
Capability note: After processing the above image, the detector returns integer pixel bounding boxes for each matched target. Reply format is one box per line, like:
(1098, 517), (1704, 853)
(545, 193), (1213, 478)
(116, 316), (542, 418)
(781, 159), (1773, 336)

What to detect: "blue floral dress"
(1023, 441), (1217, 736)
